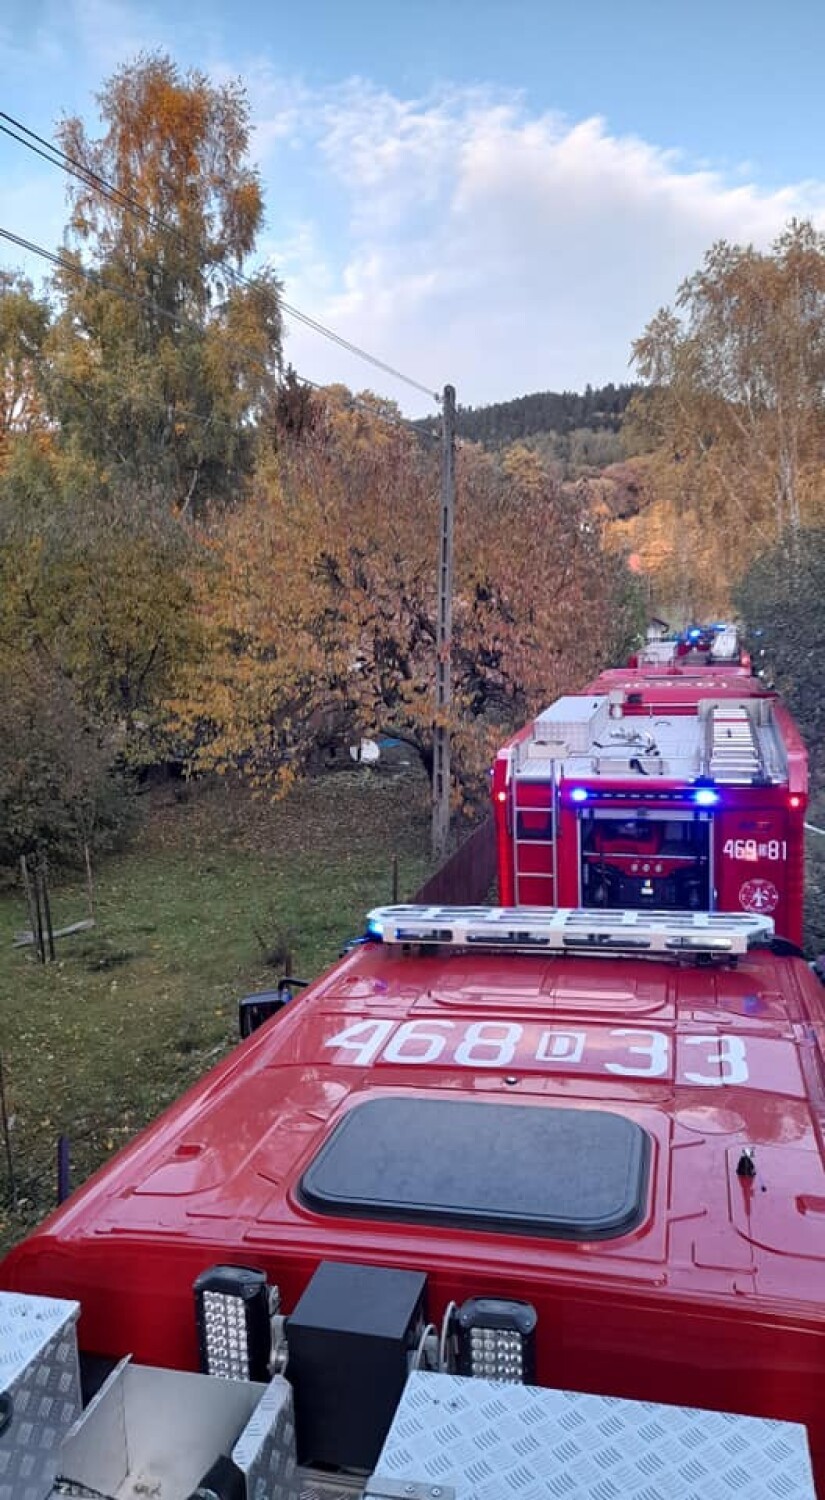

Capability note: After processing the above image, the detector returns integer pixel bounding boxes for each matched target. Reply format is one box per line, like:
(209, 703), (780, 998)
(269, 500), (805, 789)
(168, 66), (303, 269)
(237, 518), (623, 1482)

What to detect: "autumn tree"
(0, 459), (201, 773)
(736, 529), (825, 952)
(174, 390), (445, 786)
(0, 654), (136, 868)
(631, 220), (825, 604)
(0, 54), (282, 850)
(174, 389), (641, 808)
(0, 396), (200, 873)
(0, 274), (50, 463)
(46, 54), (282, 511)
(602, 453), (733, 621)
(735, 530), (825, 779)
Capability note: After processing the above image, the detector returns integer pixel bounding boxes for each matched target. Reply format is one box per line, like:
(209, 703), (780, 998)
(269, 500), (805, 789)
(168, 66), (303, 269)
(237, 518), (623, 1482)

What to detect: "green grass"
(0, 765), (432, 1254)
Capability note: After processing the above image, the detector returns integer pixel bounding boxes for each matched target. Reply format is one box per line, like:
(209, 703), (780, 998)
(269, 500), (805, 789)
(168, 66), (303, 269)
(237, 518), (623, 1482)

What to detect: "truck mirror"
(238, 990), (286, 1038)
(238, 979), (309, 1038)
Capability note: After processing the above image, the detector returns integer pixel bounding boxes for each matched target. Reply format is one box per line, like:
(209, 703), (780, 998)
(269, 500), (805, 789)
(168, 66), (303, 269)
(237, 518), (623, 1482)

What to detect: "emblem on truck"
(739, 878), (780, 914)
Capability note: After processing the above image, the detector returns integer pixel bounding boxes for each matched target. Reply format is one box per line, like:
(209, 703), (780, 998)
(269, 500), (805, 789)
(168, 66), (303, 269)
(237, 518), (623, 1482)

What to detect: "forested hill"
(454, 383), (639, 445)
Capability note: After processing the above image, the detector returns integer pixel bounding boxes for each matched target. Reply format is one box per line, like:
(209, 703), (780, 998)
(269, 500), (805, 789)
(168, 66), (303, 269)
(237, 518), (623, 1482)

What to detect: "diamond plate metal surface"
(0, 1291), (82, 1500)
(232, 1375), (300, 1499)
(372, 1373), (816, 1499)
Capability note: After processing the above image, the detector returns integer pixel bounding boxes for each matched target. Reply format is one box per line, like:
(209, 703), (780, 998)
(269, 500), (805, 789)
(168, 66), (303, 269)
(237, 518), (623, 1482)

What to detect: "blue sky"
(2, 0), (825, 415)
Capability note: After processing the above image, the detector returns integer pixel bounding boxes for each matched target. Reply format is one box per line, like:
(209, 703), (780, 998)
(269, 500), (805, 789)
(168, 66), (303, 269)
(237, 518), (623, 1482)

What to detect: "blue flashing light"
(694, 788), (720, 807)
(341, 934), (373, 955)
(687, 628), (702, 641)
(366, 916), (384, 940)
(570, 787), (589, 804)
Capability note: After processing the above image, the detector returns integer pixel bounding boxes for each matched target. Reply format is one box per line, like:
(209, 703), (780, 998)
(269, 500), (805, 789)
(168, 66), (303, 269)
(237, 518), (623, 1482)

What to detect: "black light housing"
(238, 980), (309, 1038)
(193, 1265), (271, 1382)
(455, 1297), (537, 1384)
(238, 990), (286, 1039)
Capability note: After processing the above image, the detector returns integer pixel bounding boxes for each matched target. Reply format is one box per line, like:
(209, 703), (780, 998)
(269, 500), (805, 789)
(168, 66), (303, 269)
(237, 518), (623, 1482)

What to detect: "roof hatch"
(300, 1097), (650, 1241)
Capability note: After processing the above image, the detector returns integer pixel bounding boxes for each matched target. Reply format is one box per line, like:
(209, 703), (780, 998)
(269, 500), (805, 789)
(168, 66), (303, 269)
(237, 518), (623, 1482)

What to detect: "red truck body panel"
(3, 933), (825, 1487)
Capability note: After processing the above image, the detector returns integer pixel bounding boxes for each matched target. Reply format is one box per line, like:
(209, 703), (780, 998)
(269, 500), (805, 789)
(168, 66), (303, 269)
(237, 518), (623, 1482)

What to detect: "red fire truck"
(628, 621), (752, 674)
(492, 630), (808, 947)
(1, 903), (824, 1497)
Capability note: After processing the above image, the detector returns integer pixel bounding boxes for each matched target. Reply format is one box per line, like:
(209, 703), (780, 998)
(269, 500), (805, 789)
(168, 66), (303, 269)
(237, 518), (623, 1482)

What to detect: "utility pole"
(432, 384), (456, 860)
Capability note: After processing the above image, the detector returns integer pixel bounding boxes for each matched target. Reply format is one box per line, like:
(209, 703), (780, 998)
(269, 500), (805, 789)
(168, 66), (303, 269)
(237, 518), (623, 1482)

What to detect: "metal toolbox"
(368, 1372), (817, 1500)
(54, 1361), (299, 1499)
(0, 1290), (81, 1500)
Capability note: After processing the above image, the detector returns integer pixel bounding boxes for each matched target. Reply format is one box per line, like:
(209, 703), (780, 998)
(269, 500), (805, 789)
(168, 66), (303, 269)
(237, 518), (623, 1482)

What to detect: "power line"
(0, 108), (440, 404)
(0, 228), (250, 436)
(0, 226), (194, 332)
(0, 117), (156, 234)
(0, 224), (439, 446)
(279, 298), (438, 402)
(1, 106), (442, 428)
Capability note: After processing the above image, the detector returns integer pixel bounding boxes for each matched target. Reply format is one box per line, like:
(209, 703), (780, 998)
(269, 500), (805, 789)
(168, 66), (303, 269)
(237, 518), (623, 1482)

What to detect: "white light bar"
(366, 905), (774, 957)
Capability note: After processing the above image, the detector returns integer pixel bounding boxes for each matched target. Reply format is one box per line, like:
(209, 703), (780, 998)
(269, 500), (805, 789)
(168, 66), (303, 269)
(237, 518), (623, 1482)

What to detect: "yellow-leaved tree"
(46, 53), (282, 513)
(172, 388), (642, 809)
(0, 273), (50, 467)
(630, 220), (825, 608)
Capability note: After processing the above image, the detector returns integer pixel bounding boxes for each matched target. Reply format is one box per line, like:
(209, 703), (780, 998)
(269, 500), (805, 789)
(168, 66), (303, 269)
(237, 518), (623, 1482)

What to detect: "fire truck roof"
(508, 692), (795, 789)
(584, 668), (766, 698)
(4, 922), (825, 1371)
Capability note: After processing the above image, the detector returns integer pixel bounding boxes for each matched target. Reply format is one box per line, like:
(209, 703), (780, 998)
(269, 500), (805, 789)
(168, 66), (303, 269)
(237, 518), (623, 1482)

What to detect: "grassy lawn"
(0, 764), (432, 1254)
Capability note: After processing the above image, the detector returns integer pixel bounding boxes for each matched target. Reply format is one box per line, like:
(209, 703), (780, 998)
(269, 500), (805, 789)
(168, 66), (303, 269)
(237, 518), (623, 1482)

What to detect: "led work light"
(193, 1265), (271, 1382)
(455, 1297), (537, 1385)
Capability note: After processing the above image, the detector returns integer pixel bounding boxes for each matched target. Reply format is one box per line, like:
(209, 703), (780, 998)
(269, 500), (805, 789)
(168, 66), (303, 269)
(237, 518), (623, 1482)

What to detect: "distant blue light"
(366, 916), (384, 939)
(694, 788), (720, 807)
(687, 628), (702, 641)
(570, 787), (589, 804)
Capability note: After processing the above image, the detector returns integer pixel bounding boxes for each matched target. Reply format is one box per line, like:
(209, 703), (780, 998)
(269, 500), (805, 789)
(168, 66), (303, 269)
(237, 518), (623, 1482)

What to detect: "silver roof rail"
(366, 905), (774, 958)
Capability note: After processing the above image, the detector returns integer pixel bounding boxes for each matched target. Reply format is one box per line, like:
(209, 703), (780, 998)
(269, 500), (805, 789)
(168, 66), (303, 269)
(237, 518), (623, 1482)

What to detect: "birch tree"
(47, 53), (282, 512)
(632, 221), (825, 572)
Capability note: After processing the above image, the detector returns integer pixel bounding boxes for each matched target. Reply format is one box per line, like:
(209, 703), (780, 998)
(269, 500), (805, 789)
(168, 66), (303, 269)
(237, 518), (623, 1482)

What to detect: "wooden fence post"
(39, 856), (56, 963)
(21, 854), (45, 963)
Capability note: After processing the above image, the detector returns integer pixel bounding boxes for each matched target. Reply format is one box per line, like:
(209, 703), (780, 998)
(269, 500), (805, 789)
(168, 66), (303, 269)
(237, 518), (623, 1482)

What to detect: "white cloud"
(253, 82), (825, 414)
(57, 0), (176, 77)
(5, 23), (825, 417)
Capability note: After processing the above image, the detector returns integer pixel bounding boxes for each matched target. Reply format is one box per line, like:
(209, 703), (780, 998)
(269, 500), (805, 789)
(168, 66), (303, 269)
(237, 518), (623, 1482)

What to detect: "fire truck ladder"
(512, 779), (555, 905)
(708, 705), (762, 783)
(366, 905), (774, 957)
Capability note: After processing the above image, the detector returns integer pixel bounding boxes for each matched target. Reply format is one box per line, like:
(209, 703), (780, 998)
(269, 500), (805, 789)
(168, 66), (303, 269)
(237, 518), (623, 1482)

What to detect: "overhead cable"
(0, 224), (439, 445)
(0, 108), (439, 403)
